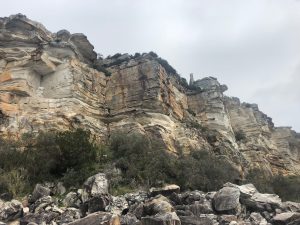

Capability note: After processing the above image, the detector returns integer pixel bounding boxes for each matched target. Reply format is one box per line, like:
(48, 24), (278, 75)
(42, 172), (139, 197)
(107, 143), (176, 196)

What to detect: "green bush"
(109, 132), (176, 188)
(235, 130), (246, 141)
(272, 175), (300, 202)
(156, 57), (177, 75)
(2, 129), (298, 201)
(187, 109), (196, 117)
(245, 168), (274, 193)
(175, 150), (239, 191)
(245, 168), (300, 202)
(0, 129), (104, 196)
(109, 133), (239, 192)
(0, 168), (29, 197)
(94, 65), (112, 77)
(55, 129), (98, 174)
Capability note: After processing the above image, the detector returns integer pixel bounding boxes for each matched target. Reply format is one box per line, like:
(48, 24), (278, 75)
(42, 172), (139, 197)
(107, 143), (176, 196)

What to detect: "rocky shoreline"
(0, 173), (299, 225)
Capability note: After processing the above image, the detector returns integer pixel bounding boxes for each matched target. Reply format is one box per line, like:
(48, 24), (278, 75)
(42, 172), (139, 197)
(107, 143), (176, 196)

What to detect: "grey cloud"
(251, 64), (300, 130)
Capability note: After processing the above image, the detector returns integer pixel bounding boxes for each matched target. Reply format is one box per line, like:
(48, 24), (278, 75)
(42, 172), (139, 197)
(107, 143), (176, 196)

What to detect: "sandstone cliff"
(0, 14), (299, 176)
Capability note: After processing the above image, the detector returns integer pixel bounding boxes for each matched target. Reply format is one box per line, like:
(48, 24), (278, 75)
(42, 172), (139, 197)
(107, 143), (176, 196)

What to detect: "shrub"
(245, 168), (274, 193)
(187, 121), (204, 130)
(20, 129), (100, 185)
(175, 150), (239, 191)
(235, 130), (246, 141)
(0, 129), (104, 196)
(0, 168), (29, 197)
(109, 133), (239, 192)
(109, 53), (122, 59)
(188, 85), (202, 92)
(55, 129), (98, 173)
(148, 51), (158, 58)
(187, 109), (196, 117)
(272, 175), (300, 202)
(133, 52), (141, 58)
(245, 168), (300, 202)
(93, 64), (112, 76)
(109, 132), (177, 188)
(179, 77), (189, 89)
(156, 57), (177, 75)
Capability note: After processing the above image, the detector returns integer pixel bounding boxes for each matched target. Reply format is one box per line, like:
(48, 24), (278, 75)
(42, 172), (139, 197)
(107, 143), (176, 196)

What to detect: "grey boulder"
(213, 187), (241, 214)
(30, 184), (51, 203)
(272, 212), (300, 225)
(141, 212), (181, 225)
(67, 211), (120, 225)
(0, 199), (23, 222)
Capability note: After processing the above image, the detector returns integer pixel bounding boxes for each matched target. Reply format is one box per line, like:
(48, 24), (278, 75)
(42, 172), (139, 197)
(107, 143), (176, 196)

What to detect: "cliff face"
(0, 14), (299, 176)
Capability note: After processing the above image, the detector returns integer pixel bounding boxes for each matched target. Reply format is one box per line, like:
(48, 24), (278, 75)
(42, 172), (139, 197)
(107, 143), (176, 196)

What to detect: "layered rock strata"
(0, 14), (299, 176)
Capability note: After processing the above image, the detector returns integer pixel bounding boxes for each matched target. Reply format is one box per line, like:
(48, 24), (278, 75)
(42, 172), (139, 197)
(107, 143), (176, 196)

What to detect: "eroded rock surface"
(0, 14), (299, 177)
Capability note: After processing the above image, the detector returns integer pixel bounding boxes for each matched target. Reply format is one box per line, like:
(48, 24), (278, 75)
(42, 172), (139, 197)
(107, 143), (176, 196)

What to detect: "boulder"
(67, 212), (120, 225)
(224, 183), (257, 199)
(205, 192), (216, 201)
(149, 185), (180, 197)
(30, 184), (51, 203)
(59, 208), (81, 224)
(143, 195), (174, 216)
(82, 194), (111, 214)
(180, 215), (214, 225)
(130, 202), (145, 219)
(56, 182), (66, 195)
(108, 196), (129, 215)
(63, 192), (82, 208)
(242, 192), (282, 212)
(282, 202), (300, 213)
(29, 196), (54, 213)
(175, 201), (213, 216)
(20, 211), (60, 225)
(251, 193), (282, 208)
(120, 213), (140, 225)
(124, 191), (148, 206)
(81, 173), (111, 214)
(225, 183), (283, 213)
(141, 212), (181, 225)
(213, 187), (241, 214)
(171, 190), (205, 205)
(218, 215), (238, 225)
(83, 173), (109, 198)
(0, 200), (23, 222)
(21, 205), (78, 225)
(189, 201), (214, 215)
(272, 212), (300, 225)
(249, 212), (268, 225)
(42, 182), (66, 196)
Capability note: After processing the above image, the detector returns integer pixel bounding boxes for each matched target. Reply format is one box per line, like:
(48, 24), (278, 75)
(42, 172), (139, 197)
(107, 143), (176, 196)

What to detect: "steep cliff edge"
(0, 14), (299, 176)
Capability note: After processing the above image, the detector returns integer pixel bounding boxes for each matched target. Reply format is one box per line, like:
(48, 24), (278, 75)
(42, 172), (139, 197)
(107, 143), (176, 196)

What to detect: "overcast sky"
(1, 0), (300, 131)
